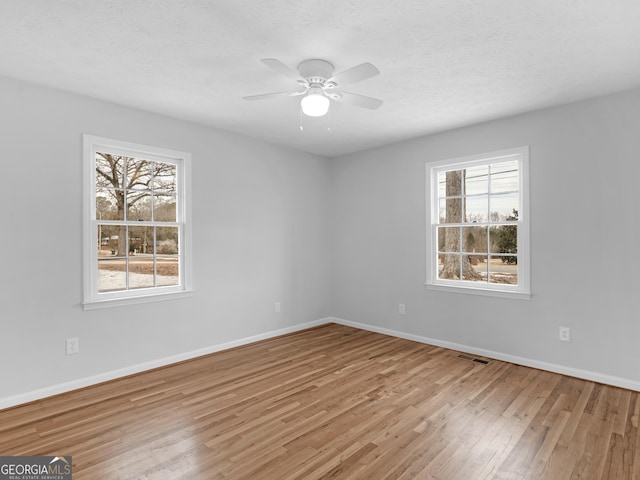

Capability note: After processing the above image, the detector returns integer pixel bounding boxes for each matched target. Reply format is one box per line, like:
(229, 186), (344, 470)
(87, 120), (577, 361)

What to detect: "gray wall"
(2, 74), (640, 406)
(0, 76), (332, 403)
(330, 88), (640, 387)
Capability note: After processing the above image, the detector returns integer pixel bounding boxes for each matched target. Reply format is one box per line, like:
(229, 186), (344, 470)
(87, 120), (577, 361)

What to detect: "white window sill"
(424, 283), (531, 300)
(83, 289), (194, 310)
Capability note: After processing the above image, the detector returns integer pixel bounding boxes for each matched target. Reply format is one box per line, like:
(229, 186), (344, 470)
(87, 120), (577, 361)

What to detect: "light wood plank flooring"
(1, 323), (638, 479)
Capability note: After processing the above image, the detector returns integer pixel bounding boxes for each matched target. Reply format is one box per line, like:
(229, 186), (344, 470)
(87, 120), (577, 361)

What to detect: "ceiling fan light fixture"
(301, 90), (330, 117)
(244, 58), (383, 116)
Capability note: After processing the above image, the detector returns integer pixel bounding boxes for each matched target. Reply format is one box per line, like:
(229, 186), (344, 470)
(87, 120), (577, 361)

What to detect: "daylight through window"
(427, 147), (529, 298)
(84, 136), (192, 308)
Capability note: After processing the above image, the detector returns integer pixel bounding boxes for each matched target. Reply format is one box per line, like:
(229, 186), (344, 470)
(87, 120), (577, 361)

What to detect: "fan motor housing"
(298, 59), (334, 84)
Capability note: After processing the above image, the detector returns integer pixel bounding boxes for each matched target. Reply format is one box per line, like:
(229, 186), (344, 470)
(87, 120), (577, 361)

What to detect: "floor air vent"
(457, 354), (491, 365)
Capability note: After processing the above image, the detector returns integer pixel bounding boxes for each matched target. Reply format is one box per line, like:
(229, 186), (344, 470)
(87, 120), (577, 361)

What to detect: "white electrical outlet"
(559, 327), (571, 342)
(66, 337), (79, 355)
(275, 302), (281, 313)
(399, 304), (406, 315)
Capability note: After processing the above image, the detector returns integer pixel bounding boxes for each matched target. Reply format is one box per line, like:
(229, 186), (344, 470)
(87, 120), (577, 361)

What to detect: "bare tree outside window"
(95, 153), (179, 292)
(83, 135), (192, 309)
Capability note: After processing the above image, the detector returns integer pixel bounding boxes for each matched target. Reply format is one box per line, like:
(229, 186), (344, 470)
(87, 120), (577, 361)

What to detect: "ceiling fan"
(243, 58), (383, 117)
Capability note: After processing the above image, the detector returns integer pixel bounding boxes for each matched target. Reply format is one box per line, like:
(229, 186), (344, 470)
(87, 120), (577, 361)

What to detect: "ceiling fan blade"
(243, 91), (305, 101)
(328, 62), (380, 86)
(260, 58), (305, 82)
(333, 91), (383, 110)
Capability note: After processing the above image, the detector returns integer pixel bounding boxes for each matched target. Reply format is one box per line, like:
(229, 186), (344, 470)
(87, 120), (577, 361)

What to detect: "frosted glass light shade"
(301, 93), (330, 117)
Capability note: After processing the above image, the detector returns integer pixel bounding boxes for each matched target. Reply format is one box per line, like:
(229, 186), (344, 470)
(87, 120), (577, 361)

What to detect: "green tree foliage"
(494, 209), (518, 264)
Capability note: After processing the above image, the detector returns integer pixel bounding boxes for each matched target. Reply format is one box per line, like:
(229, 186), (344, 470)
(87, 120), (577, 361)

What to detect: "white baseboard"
(328, 317), (640, 392)
(0, 318), (330, 410)
(4, 316), (637, 411)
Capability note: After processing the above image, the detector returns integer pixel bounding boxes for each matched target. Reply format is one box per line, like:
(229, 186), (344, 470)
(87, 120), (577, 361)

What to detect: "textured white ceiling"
(1, 0), (640, 157)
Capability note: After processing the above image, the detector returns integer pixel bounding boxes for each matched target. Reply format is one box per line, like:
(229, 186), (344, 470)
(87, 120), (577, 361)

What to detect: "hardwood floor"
(1, 323), (638, 479)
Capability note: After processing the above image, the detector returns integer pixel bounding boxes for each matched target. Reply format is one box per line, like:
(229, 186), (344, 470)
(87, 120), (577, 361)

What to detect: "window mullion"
(487, 225), (492, 283)
(458, 226), (463, 280)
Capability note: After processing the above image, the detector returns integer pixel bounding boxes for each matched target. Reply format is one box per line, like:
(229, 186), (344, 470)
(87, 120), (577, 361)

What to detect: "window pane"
(98, 258), (127, 292)
(154, 194), (177, 222)
(490, 225), (518, 254)
(157, 226), (179, 286)
(126, 158), (153, 190)
(438, 200), (446, 224)
(490, 161), (519, 194)
(438, 226), (460, 253)
(129, 226), (154, 255)
(465, 195), (488, 223)
(464, 165), (488, 195)
(157, 226), (179, 252)
(437, 171), (446, 198)
(98, 225), (116, 256)
(128, 257), (155, 289)
(96, 188), (120, 220)
(439, 197), (463, 223)
(129, 227), (154, 290)
(490, 193), (519, 221)
(463, 226), (487, 253)
(443, 169), (464, 196)
(154, 162), (177, 192)
(96, 153), (124, 188)
(157, 255), (179, 286)
(99, 224), (126, 256)
(126, 193), (152, 221)
(489, 256), (518, 285)
(468, 254), (488, 283)
(438, 254), (460, 280)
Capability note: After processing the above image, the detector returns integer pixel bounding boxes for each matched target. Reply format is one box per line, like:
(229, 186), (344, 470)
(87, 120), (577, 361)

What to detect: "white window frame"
(83, 135), (193, 310)
(426, 146), (530, 300)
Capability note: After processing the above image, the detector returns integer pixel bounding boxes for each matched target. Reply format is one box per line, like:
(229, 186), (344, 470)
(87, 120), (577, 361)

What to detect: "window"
(83, 135), (192, 309)
(427, 147), (530, 299)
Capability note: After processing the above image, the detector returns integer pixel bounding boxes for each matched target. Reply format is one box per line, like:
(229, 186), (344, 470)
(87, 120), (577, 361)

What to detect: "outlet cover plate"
(66, 337), (79, 355)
